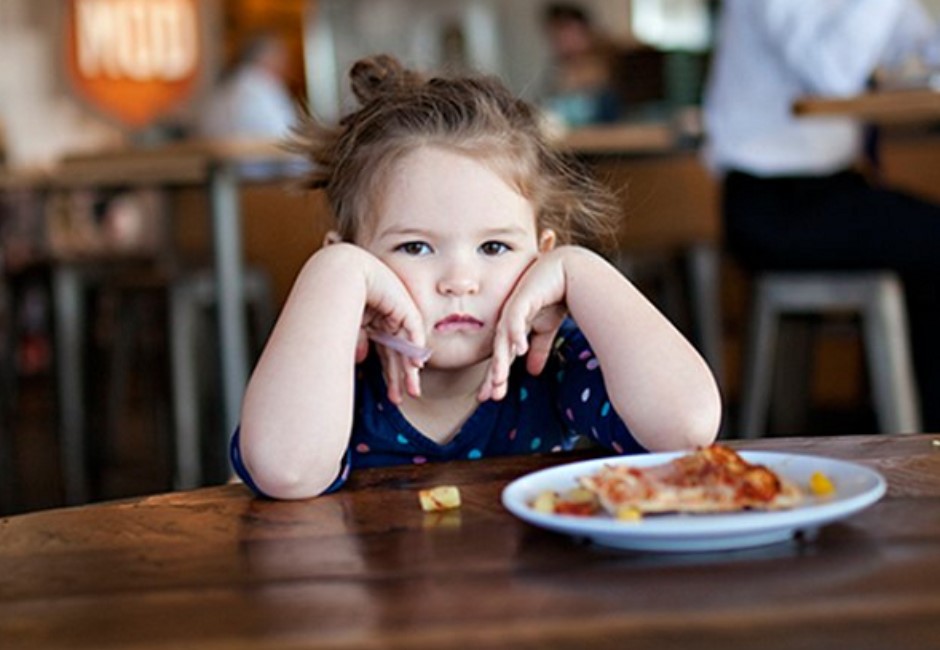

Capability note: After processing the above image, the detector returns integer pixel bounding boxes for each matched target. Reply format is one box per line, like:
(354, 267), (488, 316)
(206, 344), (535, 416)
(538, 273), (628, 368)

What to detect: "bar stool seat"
(738, 271), (921, 438)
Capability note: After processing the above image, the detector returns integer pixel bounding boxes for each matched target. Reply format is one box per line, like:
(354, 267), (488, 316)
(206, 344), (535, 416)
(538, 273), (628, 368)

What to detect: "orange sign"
(64, 0), (202, 129)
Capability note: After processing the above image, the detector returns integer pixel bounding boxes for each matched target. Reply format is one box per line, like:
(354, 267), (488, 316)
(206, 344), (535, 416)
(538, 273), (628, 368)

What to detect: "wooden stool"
(738, 271), (921, 438)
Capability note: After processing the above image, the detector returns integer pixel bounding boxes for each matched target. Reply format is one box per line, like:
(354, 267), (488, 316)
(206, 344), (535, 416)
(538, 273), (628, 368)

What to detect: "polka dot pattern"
(272, 320), (644, 497)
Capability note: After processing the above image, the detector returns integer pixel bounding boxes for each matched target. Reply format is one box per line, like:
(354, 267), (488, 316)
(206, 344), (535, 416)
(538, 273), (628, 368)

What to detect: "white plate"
(501, 451), (886, 553)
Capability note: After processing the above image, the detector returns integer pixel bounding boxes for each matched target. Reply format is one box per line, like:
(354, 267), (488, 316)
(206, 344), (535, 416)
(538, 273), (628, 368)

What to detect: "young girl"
(233, 55), (721, 499)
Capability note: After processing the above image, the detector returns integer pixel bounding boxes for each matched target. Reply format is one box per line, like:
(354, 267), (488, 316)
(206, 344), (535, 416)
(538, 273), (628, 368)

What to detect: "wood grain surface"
(1, 434), (938, 649)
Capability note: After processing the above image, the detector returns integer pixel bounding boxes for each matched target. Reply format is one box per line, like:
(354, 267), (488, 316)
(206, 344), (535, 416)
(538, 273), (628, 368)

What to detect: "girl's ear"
(538, 229), (557, 253)
(323, 230), (343, 247)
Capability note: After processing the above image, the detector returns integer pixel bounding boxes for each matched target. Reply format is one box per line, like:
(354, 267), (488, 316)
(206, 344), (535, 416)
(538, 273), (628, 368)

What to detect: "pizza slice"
(578, 445), (803, 516)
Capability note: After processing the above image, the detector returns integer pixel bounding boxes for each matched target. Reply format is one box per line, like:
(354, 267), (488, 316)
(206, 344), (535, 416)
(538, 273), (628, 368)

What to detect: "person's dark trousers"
(723, 169), (940, 430)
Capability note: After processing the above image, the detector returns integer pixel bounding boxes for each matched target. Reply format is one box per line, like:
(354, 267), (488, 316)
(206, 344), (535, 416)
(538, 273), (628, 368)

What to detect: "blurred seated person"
(540, 2), (623, 127)
(198, 32), (298, 140)
(702, 0), (940, 428)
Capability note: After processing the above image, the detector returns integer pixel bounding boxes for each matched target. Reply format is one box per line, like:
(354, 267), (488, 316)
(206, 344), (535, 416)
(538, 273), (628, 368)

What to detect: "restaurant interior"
(2, 2), (940, 649)
(1, 0), (939, 517)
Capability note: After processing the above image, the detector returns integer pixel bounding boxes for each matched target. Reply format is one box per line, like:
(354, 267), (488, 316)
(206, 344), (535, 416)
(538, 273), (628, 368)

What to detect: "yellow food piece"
(563, 487), (597, 504)
(418, 485), (462, 512)
(531, 490), (558, 514)
(809, 471), (835, 497)
(615, 506), (643, 522)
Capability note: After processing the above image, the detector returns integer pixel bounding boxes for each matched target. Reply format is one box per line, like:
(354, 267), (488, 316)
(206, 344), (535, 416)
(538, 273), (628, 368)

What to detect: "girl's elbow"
(252, 473), (324, 501)
(671, 371), (723, 448)
(245, 453), (342, 500)
(678, 396), (722, 448)
(633, 391), (722, 452)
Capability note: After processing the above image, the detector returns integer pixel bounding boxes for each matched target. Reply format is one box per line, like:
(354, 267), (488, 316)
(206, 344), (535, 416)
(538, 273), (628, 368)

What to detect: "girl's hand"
(478, 248), (571, 401)
(333, 243), (427, 403)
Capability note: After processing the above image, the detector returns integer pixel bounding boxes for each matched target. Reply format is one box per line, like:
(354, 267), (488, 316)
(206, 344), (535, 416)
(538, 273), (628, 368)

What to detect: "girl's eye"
(480, 241), (510, 256)
(395, 241), (432, 256)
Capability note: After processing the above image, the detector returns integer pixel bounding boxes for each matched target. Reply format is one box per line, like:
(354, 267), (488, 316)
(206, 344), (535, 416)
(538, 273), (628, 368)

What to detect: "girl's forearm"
(239, 247), (368, 498)
(562, 248), (722, 450)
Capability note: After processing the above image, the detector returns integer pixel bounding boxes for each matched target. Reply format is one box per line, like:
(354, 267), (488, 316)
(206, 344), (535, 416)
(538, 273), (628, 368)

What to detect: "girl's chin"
(424, 343), (492, 370)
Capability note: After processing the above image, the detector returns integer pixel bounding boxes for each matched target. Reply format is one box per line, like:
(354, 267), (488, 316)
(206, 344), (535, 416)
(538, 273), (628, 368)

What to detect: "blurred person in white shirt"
(702, 0), (940, 429)
(198, 32), (298, 140)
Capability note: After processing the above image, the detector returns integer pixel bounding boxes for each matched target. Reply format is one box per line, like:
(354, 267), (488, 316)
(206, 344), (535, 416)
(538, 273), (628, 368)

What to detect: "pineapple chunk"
(615, 506), (643, 522)
(418, 485), (462, 512)
(531, 490), (558, 514)
(809, 471), (835, 497)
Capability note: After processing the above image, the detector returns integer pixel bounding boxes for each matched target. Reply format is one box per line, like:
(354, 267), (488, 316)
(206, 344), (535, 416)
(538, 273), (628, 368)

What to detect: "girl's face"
(357, 146), (553, 369)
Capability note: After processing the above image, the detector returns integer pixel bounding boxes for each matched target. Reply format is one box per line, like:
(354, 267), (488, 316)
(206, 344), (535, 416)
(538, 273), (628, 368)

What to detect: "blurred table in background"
(793, 88), (940, 124)
(557, 121), (678, 156)
(1, 140), (306, 504)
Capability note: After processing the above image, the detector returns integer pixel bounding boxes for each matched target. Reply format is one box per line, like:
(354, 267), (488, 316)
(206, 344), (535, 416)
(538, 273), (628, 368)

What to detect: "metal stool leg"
(170, 282), (202, 489)
(738, 279), (778, 439)
(52, 265), (89, 504)
(169, 267), (275, 488)
(686, 242), (724, 389)
(863, 277), (921, 433)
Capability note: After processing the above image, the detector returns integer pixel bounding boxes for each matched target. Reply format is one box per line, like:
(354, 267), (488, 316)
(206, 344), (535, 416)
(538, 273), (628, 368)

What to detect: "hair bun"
(349, 54), (420, 104)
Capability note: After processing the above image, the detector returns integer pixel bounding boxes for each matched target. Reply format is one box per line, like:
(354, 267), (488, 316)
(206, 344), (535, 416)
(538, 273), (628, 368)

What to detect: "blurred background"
(1, 0), (939, 514)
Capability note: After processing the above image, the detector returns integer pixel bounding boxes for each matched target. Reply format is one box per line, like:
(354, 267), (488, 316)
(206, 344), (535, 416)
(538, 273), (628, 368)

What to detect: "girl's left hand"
(478, 249), (570, 401)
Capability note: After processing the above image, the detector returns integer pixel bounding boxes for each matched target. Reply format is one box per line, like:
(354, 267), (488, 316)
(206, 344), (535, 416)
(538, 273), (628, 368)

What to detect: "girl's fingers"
(526, 305), (567, 375)
(404, 364), (422, 398)
(481, 297), (567, 400)
(375, 335), (422, 403)
(355, 328), (370, 363)
(525, 330), (554, 376)
(380, 346), (405, 405)
(477, 359), (502, 402)
(479, 325), (516, 401)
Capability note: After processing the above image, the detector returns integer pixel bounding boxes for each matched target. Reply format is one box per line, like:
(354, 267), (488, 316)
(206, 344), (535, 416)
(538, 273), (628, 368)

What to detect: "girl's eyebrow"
(484, 225), (531, 238)
(375, 225), (531, 239)
(372, 225), (430, 239)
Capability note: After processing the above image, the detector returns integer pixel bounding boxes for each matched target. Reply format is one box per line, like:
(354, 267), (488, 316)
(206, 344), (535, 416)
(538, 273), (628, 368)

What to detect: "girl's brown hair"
(289, 54), (621, 250)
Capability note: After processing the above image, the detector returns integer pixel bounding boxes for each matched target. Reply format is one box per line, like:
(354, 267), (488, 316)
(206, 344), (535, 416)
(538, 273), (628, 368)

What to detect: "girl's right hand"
(330, 243), (427, 403)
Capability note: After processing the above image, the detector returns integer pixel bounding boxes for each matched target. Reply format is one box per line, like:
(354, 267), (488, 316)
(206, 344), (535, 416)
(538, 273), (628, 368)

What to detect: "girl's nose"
(437, 262), (479, 296)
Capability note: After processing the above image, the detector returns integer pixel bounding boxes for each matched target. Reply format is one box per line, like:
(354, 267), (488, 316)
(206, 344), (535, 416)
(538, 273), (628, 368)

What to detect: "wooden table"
(793, 88), (940, 124)
(1, 433), (938, 649)
(556, 121), (678, 156)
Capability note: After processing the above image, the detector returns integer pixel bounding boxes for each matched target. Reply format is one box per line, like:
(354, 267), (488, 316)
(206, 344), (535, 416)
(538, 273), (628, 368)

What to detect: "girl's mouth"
(434, 314), (484, 332)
